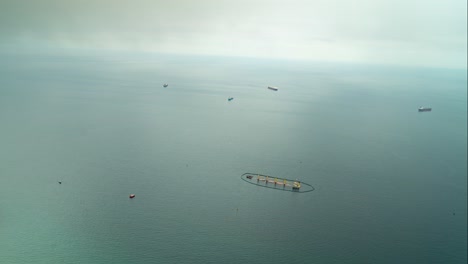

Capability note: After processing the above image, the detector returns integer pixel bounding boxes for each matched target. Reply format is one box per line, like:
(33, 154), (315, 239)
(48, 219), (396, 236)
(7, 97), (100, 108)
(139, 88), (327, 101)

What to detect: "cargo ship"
(267, 86), (278, 91)
(241, 173), (314, 193)
(418, 106), (431, 112)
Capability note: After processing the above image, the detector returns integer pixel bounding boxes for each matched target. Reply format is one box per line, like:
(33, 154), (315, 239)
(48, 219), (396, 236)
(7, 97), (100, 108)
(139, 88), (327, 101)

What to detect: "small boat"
(129, 194), (136, 199)
(418, 106), (431, 112)
(163, 84), (168, 88)
(241, 173), (314, 193)
(228, 97), (234, 101)
(268, 86), (278, 91)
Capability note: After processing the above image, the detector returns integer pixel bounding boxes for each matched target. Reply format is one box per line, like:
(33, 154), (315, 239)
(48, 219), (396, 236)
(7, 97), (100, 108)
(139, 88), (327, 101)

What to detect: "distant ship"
(163, 84), (168, 87)
(418, 106), (431, 112)
(241, 173), (314, 193)
(267, 86), (278, 91)
(228, 97), (234, 101)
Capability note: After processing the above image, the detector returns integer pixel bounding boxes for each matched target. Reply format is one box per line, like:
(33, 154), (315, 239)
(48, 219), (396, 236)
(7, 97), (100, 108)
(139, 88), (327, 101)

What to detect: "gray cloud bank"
(1, 0), (466, 68)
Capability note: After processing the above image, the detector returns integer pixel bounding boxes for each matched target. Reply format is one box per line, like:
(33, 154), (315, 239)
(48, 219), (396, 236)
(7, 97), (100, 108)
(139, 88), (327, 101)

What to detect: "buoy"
(129, 194), (135, 198)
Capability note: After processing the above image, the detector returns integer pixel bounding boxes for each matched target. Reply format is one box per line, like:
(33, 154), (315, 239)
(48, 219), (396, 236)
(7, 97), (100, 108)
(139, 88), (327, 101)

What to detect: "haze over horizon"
(1, 0), (467, 68)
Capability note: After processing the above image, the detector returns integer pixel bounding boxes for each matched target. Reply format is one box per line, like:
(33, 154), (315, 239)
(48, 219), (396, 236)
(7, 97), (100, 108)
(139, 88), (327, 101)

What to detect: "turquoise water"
(0, 52), (466, 263)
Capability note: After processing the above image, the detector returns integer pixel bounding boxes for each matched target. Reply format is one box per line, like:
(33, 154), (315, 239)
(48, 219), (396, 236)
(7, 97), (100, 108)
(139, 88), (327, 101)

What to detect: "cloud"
(1, 0), (466, 68)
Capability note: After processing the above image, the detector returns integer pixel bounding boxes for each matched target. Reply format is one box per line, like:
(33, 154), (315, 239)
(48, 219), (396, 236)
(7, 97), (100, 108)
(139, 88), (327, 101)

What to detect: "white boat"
(268, 86), (278, 91)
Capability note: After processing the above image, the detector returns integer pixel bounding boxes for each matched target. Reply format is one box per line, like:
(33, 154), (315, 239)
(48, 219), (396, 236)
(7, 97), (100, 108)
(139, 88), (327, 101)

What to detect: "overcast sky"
(1, 0), (466, 68)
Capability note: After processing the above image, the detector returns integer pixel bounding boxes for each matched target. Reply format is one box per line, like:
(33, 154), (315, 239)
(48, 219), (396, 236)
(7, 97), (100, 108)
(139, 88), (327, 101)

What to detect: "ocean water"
(0, 52), (466, 264)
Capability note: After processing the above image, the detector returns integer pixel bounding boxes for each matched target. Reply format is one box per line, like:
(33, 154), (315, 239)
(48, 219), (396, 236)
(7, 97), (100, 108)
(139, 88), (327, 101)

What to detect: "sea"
(0, 51), (466, 264)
